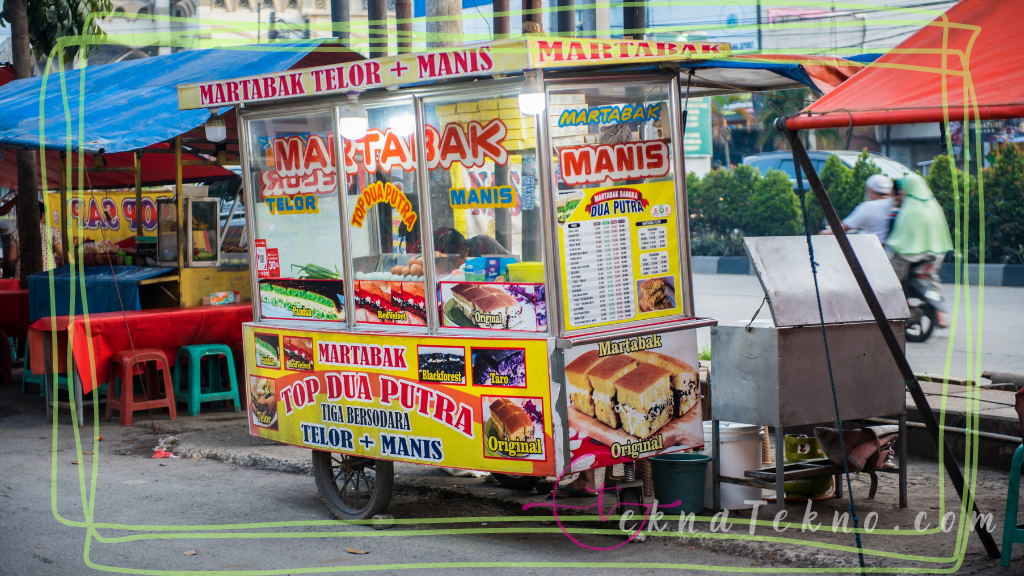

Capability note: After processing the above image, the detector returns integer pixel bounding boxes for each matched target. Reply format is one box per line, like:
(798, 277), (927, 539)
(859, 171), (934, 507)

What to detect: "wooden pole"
(557, 0), (575, 37)
(367, 0), (388, 58)
(396, 0), (412, 52)
(493, 0), (509, 39)
(522, 0), (543, 33)
(175, 136), (184, 271)
(427, 0), (463, 47)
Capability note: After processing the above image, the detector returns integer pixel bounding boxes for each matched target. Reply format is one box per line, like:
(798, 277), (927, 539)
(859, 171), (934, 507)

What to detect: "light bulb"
(518, 72), (546, 116)
(392, 113), (416, 137)
(205, 114), (226, 143)
(338, 93), (369, 140)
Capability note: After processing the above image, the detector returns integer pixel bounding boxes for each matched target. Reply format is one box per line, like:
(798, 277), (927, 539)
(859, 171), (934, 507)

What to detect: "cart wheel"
(491, 473), (539, 491)
(618, 486), (645, 520)
(312, 451), (394, 520)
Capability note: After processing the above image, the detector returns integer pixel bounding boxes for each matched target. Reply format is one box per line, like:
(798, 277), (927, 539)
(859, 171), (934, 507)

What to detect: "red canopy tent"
(787, 0), (1024, 130)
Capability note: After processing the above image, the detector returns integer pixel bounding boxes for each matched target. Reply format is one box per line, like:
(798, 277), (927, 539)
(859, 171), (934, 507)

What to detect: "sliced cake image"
(586, 355), (638, 429)
(629, 351), (699, 417)
(612, 363), (673, 439)
(565, 349), (602, 417)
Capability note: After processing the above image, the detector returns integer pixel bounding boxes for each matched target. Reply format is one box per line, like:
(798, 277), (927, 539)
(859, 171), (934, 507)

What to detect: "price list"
(564, 217), (635, 327)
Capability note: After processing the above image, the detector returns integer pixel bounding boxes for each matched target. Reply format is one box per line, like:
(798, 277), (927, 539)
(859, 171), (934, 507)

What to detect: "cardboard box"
(436, 104), (457, 116)
(478, 99), (499, 110)
(459, 112), (478, 123)
(499, 108), (523, 119)
(457, 101), (479, 113)
(498, 97), (519, 109)
(506, 128), (526, 140)
(551, 135), (586, 147)
(504, 139), (524, 150)
(479, 110), (500, 121)
(439, 115), (460, 127)
(523, 137), (536, 149)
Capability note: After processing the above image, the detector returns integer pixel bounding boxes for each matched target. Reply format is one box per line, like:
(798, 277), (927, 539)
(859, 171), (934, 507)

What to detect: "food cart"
(176, 37), (724, 519)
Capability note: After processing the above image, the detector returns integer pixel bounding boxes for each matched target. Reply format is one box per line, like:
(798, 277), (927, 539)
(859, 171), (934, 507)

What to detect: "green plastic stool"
(1002, 444), (1024, 566)
(173, 344), (241, 417)
(22, 342), (70, 397)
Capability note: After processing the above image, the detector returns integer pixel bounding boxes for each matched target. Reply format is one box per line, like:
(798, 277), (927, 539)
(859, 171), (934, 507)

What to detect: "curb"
(692, 255), (1024, 286)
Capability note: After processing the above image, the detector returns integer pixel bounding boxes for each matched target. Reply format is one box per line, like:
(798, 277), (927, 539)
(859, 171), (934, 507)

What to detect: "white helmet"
(865, 174), (894, 195)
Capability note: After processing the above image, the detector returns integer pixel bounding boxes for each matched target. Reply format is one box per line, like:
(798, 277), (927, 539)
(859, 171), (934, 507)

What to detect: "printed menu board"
(558, 181), (682, 331)
(242, 326), (557, 476)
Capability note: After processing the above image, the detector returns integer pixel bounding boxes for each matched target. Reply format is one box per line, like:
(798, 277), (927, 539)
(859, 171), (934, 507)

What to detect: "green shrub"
(927, 154), (980, 261)
(984, 145), (1024, 263)
(690, 231), (746, 257)
(744, 169), (802, 237)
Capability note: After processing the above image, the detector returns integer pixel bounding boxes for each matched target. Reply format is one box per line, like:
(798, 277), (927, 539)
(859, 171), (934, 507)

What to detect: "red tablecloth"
(28, 304), (252, 393)
(0, 279), (21, 290)
(0, 289), (30, 337)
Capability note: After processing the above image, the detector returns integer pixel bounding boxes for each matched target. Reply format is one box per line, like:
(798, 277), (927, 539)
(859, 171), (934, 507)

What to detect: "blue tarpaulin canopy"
(28, 265), (176, 323)
(0, 41), (359, 154)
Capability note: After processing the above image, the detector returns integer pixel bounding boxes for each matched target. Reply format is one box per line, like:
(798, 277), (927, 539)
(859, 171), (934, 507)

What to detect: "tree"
(744, 169), (801, 237)
(1, 0), (110, 285)
(426, 0), (462, 47)
(803, 150), (882, 234)
(710, 94), (754, 168)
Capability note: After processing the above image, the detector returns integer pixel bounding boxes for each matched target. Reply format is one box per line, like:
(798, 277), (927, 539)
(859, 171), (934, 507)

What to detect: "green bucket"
(648, 453), (712, 514)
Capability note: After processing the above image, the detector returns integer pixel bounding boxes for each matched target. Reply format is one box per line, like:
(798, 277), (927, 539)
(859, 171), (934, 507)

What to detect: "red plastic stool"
(105, 348), (177, 426)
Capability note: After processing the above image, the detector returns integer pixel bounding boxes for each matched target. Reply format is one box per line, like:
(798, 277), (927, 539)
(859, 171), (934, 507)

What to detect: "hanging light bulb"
(337, 93), (369, 141)
(391, 113), (416, 137)
(518, 71), (546, 116)
(205, 112), (226, 143)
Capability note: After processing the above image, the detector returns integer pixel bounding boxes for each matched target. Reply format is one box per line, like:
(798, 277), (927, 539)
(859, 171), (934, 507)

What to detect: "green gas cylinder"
(783, 434), (833, 498)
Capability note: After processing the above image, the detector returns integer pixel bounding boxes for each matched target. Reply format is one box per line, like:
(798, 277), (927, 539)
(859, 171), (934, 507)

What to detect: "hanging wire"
(793, 145), (867, 573)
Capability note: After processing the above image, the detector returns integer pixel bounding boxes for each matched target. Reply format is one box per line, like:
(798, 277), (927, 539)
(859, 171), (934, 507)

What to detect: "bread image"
(587, 355), (638, 429)
(565, 350), (602, 417)
(612, 363), (673, 439)
(637, 278), (673, 312)
(629, 351), (699, 417)
(450, 284), (523, 328)
(489, 398), (535, 442)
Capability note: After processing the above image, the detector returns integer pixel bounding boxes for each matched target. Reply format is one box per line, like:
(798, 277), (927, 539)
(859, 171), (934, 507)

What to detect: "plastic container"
(648, 453), (712, 514)
(507, 262), (544, 283)
(702, 421), (765, 510)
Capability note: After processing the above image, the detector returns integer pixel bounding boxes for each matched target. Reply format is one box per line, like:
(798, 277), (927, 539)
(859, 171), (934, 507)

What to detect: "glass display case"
(156, 198), (178, 265)
(186, 197), (221, 267)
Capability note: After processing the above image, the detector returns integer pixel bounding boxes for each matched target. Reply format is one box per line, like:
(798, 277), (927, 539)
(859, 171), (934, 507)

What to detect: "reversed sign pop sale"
(177, 38), (730, 110)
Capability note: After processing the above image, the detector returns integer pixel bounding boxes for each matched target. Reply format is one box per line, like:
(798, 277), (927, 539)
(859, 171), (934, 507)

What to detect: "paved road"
(692, 273), (1024, 380)
(0, 390), (758, 576)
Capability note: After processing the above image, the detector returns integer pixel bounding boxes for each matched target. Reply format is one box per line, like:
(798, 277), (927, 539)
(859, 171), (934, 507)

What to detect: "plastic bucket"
(648, 453), (712, 514)
(507, 262), (544, 283)
(702, 421), (764, 510)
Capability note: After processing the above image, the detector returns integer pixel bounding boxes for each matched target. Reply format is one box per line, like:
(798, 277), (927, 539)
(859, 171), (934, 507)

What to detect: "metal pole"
(755, 0), (762, 53)
(331, 0), (349, 40)
(134, 150), (143, 239)
(367, 0), (388, 58)
(493, 0), (509, 39)
(780, 124), (1001, 560)
(396, 0), (412, 52)
(59, 152), (68, 266)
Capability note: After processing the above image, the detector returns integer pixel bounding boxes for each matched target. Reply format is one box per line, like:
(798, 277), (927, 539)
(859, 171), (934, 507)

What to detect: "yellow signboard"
(243, 325), (558, 475)
(558, 180), (683, 331)
(177, 38), (730, 110)
(45, 190), (166, 244)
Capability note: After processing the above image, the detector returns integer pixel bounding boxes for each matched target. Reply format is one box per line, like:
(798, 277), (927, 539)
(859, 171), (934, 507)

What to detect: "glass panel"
(549, 80), (685, 332)
(156, 200), (177, 264)
(247, 110), (346, 323)
(422, 90), (547, 333)
(344, 100), (427, 327)
(187, 198), (220, 266)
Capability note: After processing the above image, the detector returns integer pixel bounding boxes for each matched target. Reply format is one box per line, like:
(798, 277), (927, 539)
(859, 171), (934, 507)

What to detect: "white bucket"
(702, 421), (765, 510)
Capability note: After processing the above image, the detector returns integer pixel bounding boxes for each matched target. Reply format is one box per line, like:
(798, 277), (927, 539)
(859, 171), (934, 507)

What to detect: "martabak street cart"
(176, 37), (725, 519)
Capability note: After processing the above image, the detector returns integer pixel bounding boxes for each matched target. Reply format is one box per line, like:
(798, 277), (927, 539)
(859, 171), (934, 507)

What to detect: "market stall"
(176, 36), (875, 519)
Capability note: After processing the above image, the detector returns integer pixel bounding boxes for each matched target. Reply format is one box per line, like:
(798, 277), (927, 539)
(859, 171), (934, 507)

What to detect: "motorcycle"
(902, 259), (943, 342)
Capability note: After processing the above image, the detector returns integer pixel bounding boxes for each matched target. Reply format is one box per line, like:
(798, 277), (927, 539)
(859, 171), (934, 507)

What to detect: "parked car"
(742, 150), (912, 190)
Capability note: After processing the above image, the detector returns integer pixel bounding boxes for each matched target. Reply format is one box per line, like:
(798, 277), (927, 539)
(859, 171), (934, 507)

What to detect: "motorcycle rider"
(886, 174), (954, 328)
(819, 174), (897, 243)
